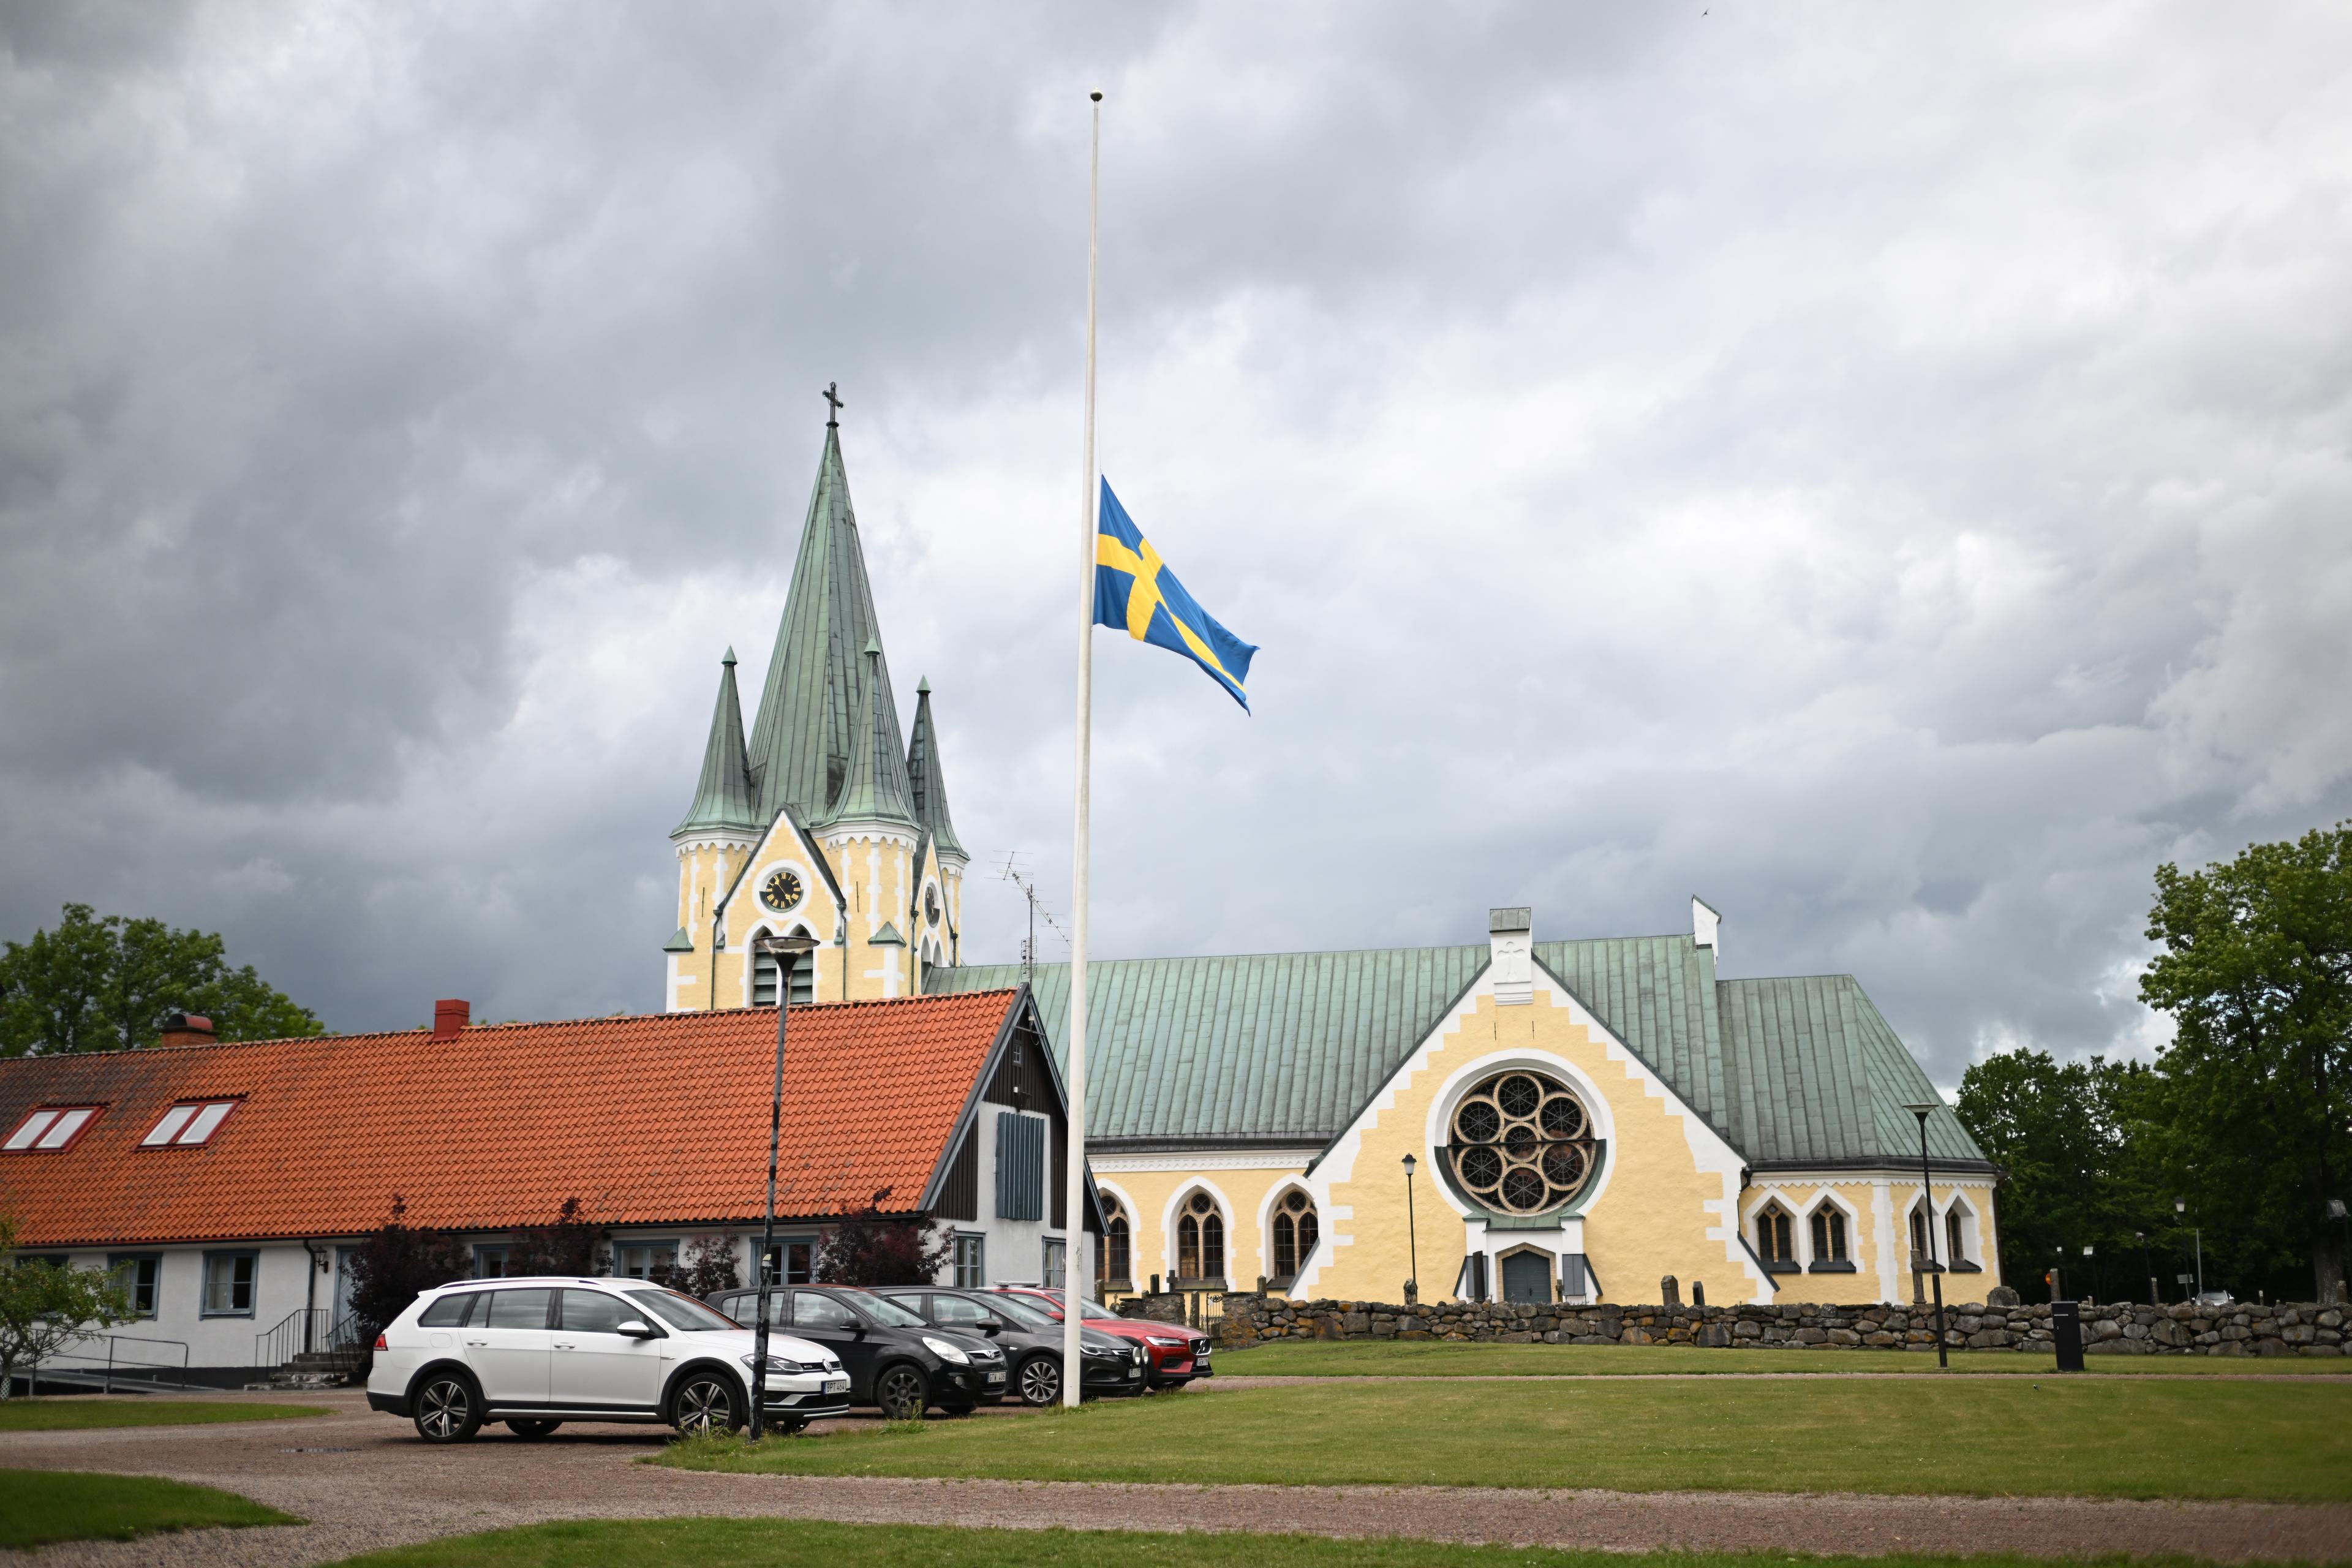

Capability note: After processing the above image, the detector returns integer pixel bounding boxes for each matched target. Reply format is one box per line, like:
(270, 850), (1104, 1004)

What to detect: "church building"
(667, 412), (2003, 1314)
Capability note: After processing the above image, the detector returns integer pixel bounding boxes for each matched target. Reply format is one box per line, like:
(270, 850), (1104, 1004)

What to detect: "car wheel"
(505, 1419), (562, 1439)
(413, 1373), (481, 1444)
(1017, 1354), (1061, 1407)
(874, 1363), (929, 1420)
(672, 1371), (744, 1437)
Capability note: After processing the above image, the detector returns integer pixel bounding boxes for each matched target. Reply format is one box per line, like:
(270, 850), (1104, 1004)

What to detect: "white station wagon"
(366, 1276), (849, 1442)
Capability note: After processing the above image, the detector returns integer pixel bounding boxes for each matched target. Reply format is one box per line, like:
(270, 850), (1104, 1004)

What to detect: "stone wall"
(1219, 1293), (2347, 1357)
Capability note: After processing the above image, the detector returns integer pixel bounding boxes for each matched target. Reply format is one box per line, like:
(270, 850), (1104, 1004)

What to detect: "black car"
(708, 1284), (1006, 1419)
(876, 1286), (1147, 1406)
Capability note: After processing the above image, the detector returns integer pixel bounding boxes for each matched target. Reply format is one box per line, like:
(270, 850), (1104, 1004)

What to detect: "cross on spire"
(823, 382), (843, 426)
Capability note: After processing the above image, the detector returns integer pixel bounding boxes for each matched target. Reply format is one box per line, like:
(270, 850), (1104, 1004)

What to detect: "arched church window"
(1097, 1196), (1131, 1288)
(1444, 1070), (1597, 1216)
(1946, 1207), (1966, 1265)
(1756, 1202), (1794, 1265)
(1910, 1205), (1932, 1264)
(1176, 1192), (1224, 1283)
(1272, 1190), (1319, 1282)
(1809, 1206), (1849, 1262)
(752, 941), (814, 1008)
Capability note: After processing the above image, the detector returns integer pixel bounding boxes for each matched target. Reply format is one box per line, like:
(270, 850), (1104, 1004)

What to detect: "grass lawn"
(656, 1376), (2352, 1503)
(321, 1519), (2348, 1568)
(1222, 1340), (2352, 1378)
(0, 1397), (330, 1431)
(0, 1469), (298, 1550)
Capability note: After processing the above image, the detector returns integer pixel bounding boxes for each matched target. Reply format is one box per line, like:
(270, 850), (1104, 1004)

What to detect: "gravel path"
(5, 1390), (2347, 1566)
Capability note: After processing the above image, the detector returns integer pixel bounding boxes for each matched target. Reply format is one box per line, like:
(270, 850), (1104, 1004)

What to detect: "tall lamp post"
(1902, 1103), (1950, 1370)
(1401, 1155), (1420, 1306)
(2175, 1199), (2203, 1301)
(748, 932), (819, 1440)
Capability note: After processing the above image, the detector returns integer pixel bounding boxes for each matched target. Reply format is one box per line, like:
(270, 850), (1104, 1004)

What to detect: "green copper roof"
(674, 648), (761, 836)
(905, 679), (964, 859)
(745, 423), (913, 826)
(933, 936), (1985, 1167)
(814, 640), (918, 828)
(662, 927), (695, 954)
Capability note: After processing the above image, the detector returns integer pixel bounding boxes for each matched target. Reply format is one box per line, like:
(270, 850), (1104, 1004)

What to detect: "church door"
(1501, 1251), (1552, 1305)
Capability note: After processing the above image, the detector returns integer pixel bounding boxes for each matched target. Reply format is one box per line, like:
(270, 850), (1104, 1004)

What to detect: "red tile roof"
(0, 992), (1020, 1247)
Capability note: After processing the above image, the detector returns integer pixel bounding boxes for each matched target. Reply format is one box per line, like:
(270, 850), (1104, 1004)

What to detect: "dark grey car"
(877, 1286), (1145, 1406)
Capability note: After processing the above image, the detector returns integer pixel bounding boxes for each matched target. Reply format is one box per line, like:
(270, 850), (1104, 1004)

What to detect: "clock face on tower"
(760, 870), (804, 914)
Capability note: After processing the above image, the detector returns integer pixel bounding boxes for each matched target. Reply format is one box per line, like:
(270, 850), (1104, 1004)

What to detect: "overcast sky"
(4, 2), (2348, 1087)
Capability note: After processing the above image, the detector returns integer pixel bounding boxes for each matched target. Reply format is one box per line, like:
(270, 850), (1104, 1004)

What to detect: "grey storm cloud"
(3, 1), (2348, 1089)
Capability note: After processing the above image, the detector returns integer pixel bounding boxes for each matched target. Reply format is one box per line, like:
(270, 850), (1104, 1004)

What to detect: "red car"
(984, 1287), (1213, 1389)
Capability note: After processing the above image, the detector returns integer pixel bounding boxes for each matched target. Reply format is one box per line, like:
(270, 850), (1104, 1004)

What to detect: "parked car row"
(368, 1275), (1212, 1444)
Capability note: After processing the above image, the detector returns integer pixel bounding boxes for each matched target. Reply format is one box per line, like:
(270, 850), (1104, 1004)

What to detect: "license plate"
(825, 1378), (848, 1393)
(986, 1370), (1005, 1384)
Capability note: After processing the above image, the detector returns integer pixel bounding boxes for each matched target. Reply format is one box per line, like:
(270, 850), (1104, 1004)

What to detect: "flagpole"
(1062, 88), (1101, 1409)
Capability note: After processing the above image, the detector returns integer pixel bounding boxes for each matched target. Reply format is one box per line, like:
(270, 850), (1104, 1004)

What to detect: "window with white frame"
(614, 1242), (678, 1280)
(143, 1101), (239, 1148)
(202, 1251), (257, 1316)
(760, 1238), (816, 1286)
(1042, 1237), (1066, 1290)
(953, 1233), (986, 1288)
(474, 1245), (512, 1278)
(1909, 1205), (1940, 1268)
(4, 1106), (101, 1152)
(1754, 1201), (1796, 1269)
(1096, 1195), (1131, 1289)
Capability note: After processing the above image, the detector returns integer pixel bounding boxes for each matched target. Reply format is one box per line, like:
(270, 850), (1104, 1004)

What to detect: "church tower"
(663, 396), (967, 1011)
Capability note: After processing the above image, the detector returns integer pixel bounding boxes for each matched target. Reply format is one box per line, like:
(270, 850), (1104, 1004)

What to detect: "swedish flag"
(1093, 480), (1259, 710)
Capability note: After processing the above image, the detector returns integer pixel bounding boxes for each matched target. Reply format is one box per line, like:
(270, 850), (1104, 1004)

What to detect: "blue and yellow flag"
(1093, 480), (1258, 710)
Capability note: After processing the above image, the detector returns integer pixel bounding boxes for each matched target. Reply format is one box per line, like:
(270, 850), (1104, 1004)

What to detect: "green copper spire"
(905, 676), (965, 859)
(674, 647), (761, 837)
(815, 638), (918, 828)
(745, 416), (912, 825)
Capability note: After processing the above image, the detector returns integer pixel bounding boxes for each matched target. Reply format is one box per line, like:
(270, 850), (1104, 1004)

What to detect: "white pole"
(1062, 89), (1101, 1409)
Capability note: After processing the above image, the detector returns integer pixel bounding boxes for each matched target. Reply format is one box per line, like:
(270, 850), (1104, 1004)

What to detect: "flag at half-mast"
(1093, 478), (1259, 710)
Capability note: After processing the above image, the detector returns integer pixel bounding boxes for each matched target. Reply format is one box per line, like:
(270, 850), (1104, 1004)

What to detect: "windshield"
(1006, 1290), (1125, 1323)
(829, 1289), (929, 1328)
(625, 1289), (741, 1333)
(982, 1292), (1057, 1329)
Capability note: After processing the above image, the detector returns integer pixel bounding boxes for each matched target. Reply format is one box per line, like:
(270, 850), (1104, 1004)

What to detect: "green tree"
(0, 1217), (132, 1398)
(2139, 823), (2352, 1304)
(0, 903), (323, 1056)
(1956, 1049), (2167, 1301)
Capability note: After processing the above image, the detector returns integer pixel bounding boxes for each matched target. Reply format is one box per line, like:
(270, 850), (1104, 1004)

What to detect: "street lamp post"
(1401, 1154), (1420, 1306)
(748, 932), (819, 1441)
(2176, 1199), (2203, 1301)
(2082, 1245), (2097, 1306)
(1903, 1104), (1949, 1370)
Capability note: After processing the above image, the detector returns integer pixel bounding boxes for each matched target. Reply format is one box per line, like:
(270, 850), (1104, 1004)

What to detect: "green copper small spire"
(674, 647), (760, 836)
(905, 676), (965, 859)
(815, 638), (918, 829)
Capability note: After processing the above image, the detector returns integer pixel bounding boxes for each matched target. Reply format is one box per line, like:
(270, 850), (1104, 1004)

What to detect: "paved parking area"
(6, 1389), (2350, 1566)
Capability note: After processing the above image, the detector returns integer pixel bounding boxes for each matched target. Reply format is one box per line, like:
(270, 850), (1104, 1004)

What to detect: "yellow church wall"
(1736, 1176), (2007, 1306)
(1089, 1160), (1314, 1305)
(1304, 974), (1768, 1308)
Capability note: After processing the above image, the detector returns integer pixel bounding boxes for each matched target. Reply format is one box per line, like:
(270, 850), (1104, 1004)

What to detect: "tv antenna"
(998, 852), (1071, 982)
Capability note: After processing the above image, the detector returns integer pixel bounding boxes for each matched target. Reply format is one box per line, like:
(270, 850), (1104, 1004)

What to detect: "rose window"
(1445, 1069), (1597, 1215)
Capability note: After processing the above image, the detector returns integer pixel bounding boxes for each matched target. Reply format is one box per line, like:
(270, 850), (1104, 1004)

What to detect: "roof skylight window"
(4, 1107), (100, 1152)
(142, 1100), (239, 1148)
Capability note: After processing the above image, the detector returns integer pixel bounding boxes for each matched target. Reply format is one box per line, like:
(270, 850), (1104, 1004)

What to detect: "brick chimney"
(158, 1011), (216, 1047)
(432, 999), (470, 1039)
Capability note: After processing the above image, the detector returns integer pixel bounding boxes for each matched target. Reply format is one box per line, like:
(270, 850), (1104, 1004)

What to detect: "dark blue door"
(1501, 1251), (1551, 1304)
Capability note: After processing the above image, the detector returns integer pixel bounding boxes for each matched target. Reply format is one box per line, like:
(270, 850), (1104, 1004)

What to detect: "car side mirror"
(617, 1319), (658, 1340)
(980, 1319), (1003, 1335)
